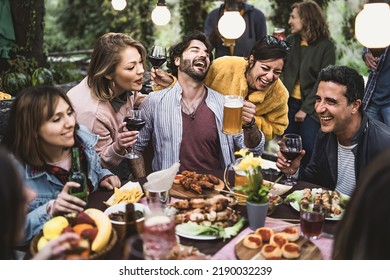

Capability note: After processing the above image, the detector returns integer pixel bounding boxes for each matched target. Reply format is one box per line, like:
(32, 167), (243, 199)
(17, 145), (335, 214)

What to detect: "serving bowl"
(104, 203), (151, 241)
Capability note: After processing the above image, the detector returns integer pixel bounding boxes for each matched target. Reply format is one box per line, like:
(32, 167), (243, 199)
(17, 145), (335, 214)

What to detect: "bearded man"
(135, 31), (265, 172)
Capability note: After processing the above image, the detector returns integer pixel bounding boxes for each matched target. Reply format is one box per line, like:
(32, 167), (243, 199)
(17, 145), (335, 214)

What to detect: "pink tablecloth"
(212, 217), (333, 260)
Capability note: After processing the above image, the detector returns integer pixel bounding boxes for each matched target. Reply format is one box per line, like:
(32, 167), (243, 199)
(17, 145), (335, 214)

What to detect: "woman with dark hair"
(3, 86), (120, 244)
(0, 147), (81, 260)
(153, 35), (290, 141)
(282, 0), (336, 166)
(68, 32), (147, 180)
(333, 149), (390, 259)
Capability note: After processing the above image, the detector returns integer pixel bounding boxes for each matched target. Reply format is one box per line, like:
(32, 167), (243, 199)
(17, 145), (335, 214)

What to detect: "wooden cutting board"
(235, 233), (322, 260)
(170, 179), (225, 199)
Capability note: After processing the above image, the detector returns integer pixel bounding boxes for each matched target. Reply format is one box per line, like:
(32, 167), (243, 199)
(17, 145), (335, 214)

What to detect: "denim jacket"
(21, 125), (113, 244)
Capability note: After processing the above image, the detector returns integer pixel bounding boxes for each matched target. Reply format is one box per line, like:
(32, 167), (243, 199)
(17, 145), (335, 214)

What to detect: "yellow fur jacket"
(204, 56), (289, 140)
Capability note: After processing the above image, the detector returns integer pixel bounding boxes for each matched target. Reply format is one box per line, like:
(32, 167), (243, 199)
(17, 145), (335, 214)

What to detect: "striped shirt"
(336, 142), (357, 196)
(135, 82), (265, 171)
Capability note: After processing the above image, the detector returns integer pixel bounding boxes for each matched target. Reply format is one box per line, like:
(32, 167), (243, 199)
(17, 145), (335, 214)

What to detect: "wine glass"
(123, 108), (146, 159)
(148, 45), (167, 87)
(280, 133), (302, 186)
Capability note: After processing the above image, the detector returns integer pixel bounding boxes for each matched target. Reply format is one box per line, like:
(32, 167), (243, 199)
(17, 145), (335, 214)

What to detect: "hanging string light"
(217, 0), (246, 55)
(151, 0), (171, 26)
(355, 3), (390, 56)
(111, 0), (127, 11)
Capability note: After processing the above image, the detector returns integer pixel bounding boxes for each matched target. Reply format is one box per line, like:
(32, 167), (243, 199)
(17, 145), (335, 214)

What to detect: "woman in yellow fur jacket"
(152, 35), (290, 140)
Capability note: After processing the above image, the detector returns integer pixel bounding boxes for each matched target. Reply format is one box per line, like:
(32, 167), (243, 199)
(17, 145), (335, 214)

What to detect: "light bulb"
(151, 6), (171, 26)
(111, 0), (126, 11)
(355, 3), (390, 48)
(218, 11), (246, 40)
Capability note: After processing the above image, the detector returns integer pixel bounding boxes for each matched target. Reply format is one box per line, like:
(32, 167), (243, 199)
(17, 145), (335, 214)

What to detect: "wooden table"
(87, 169), (338, 259)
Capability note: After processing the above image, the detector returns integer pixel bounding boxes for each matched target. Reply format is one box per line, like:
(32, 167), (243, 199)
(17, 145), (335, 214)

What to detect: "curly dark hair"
(166, 30), (214, 77)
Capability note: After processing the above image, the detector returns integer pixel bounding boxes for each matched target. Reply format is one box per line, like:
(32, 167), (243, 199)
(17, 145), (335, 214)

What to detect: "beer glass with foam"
(222, 95), (244, 135)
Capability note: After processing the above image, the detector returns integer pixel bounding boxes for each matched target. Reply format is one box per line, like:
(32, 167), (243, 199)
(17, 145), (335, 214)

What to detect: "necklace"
(181, 91), (206, 119)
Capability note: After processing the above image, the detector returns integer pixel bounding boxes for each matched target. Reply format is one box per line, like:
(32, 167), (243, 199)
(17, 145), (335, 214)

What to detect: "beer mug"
(222, 95), (244, 135)
(223, 158), (248, 205)
(273, 27), (286, 40)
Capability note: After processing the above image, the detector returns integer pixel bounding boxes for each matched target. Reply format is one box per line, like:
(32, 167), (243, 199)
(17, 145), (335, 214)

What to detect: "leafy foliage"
(178, 0), (214, 36)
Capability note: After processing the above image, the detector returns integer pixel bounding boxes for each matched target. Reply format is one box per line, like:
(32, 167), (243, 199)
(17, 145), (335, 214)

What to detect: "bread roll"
(270, 232), (288, 248)
(242, 234), (262, 249)
(261, 244), (282, 259)
(281, 242), (301, 259)
(254, 227), (274, 242)
(281, 227), (300, 242)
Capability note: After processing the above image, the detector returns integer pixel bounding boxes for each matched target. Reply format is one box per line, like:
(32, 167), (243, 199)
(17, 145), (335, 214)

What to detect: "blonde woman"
(68, 33), (147, 180)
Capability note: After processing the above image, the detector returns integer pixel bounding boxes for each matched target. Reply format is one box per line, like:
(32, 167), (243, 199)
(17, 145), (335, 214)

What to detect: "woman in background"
(3, 86), (120, 244)
(282, 0), (336, 166)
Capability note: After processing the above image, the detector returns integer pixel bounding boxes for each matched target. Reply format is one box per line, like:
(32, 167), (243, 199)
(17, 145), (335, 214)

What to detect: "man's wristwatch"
(242, 118), (256, 129)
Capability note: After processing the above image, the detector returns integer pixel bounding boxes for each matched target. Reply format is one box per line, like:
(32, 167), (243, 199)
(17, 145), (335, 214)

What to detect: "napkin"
(143, 162), (180, 192)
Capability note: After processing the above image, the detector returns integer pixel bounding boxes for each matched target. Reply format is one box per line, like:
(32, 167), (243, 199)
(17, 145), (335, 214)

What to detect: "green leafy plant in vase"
(234, 149), (271, 230)
(234, 149), (271, 203)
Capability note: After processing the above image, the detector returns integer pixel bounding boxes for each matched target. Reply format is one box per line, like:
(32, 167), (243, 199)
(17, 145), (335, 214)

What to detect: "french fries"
(104, 187), (143, 206)
(0, 91), (12, 100)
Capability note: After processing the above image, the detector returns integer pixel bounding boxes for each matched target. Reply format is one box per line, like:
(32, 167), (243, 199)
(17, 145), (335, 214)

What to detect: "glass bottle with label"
(68, 147), (88, 204)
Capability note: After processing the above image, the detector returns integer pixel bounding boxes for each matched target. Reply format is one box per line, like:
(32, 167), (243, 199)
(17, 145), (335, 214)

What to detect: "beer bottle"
(68, 147), (88, 204)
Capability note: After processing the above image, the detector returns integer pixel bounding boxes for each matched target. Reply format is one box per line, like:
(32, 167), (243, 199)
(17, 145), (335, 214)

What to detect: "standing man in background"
(204, 0), (267, 58)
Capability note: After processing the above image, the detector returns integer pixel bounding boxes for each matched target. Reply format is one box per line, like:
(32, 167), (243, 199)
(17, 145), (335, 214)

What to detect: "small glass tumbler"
(300, 203), (325, 240)
(141, 210), (177, 260)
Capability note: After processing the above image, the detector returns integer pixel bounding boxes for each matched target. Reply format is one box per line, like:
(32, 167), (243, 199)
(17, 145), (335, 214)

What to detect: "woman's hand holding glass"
(123, 108), (146, 159)
(115, 122), (140, 156)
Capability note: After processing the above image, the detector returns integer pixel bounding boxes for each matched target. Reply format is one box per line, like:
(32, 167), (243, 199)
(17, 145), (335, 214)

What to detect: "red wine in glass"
(148, 56), (167, 68)
(124, 117), (146, 131)
(280, 149), (300, 161)
(124, 109), (145, 159)
(280, 133), (302, 185)
(148, 46), (167, 87)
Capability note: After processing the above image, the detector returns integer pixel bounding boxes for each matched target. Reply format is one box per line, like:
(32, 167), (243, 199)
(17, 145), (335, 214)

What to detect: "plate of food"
(104, 181), (143, 206)
(285, 188), (350, 220)
(170, 170), (225, 199)
(168, 196), (245, 240)
(235, 226), (322, 260)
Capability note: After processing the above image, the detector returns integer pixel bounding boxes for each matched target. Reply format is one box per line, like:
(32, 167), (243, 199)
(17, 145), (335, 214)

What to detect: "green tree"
(1, 0), (45, 75)
(56, 0), (154, 51)
(178, 0), (214, 36)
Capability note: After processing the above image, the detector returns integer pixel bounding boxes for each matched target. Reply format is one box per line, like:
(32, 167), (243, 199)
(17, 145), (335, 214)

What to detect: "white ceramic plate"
(264, 179), (293, 196)
(175, 231), (221, 240)
(104, 181), (143, 206)
(288, 188), (350, 221)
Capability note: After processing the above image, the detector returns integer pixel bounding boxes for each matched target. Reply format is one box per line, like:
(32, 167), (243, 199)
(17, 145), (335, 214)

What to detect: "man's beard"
(179, 59), (208, 82)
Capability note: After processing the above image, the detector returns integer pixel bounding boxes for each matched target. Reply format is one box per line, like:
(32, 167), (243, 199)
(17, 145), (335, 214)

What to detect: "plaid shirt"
(45, 143), (93, 193)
